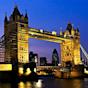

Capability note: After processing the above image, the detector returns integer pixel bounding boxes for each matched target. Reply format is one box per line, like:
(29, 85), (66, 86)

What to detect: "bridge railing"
(80, 44), (88, 66)
(36, 66), (60, 71)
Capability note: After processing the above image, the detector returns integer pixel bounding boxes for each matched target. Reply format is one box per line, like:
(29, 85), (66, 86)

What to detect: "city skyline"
(0, 0), (88, 62)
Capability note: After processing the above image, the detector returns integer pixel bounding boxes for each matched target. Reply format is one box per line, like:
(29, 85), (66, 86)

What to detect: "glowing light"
(84, 68), (88, 74)
(18, 81), (25, 88)
(64, 34), (66, 37)
(40, 29), (43, 33)
(25, 68), (31, 75)
(0, 64), (12, 71)
(19, 67), (24, 75)
(60, 31), (62, 35)
(58, 64), (61, 66)
(35, 56), (38, 63)
(26, 82), (32, 88)
(52, 31), (57, 35)
(31, 32), (34, 35)
(34, 68), (37, 72)
(34, 80), (42, 88)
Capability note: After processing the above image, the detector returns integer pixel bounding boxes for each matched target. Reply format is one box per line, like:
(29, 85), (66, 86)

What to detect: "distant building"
(29, 52), (38, 64)
(52, 49), (59, 66)
(40, 57), (47, 66)
(29, 52), (34, 62)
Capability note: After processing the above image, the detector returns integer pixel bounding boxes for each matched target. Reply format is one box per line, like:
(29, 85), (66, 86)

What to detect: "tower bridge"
(0, 6), (81, 67)
(0, 6), (88, 78)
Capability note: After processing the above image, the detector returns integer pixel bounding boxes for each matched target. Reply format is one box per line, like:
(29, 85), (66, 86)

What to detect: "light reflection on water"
(0, 78), (88, 88)
(73, 79), (82, 88)
(18, 81), (32, 88)
(18, 80), (42, 88)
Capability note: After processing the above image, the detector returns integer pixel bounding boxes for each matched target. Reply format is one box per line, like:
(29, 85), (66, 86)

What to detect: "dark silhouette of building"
(40, 57), (47, 66)
(29, 52), (38, 63)
(66, 23), (72, 34)
(46, 63), (53, 66)
(29, 52), (34, 62)
(23, 62), (38, 82)
(52, 49), (59, 66)
(28, 62), (38, 82)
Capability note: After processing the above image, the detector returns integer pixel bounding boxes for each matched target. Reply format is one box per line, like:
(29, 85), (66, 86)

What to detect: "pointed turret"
(9, 6), (28, 24)
(60, 31), (63, 36)
(12, 6), (21, 16)
(4, 15), (8, 23)
(77, 28), (79, 32)
(25, 12), (28, 24)
(59, 27), (63, 36)
(75, 27), (80, 36)
(66, 22), (72, 34)
(10, 6), (21, 21)
(25, 13), (28, 19)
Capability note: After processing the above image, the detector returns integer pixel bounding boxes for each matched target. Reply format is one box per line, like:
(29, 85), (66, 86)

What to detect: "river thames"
(0, 77), (88, 88)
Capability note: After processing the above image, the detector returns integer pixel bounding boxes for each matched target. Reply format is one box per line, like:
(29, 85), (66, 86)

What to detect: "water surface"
(0, 77), (88, 88)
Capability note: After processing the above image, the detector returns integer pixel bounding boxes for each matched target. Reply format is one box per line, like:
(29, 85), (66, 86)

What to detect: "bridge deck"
(29, 28), (71, 43)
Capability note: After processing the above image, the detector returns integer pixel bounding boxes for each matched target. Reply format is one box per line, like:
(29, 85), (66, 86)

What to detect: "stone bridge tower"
(60, 23), (81, 66)
(4, 6), (29, 64)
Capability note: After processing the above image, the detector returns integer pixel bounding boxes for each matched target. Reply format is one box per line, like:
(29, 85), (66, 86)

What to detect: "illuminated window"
(67, 46), (69, 49)
(66, 53), (69, 56)
(20, 47), (23, 50)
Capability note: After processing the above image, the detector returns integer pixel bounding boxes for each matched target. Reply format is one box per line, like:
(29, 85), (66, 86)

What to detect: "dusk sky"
(0, 0), (88, 62)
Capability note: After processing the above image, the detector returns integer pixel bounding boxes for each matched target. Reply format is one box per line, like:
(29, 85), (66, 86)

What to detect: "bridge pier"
(53, 65), (84, 78)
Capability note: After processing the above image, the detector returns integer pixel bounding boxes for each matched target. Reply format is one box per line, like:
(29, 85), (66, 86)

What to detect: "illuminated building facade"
(4, 6), (81, 66)
(60, 23), (81, 66)
(4, 6), (29, 63)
